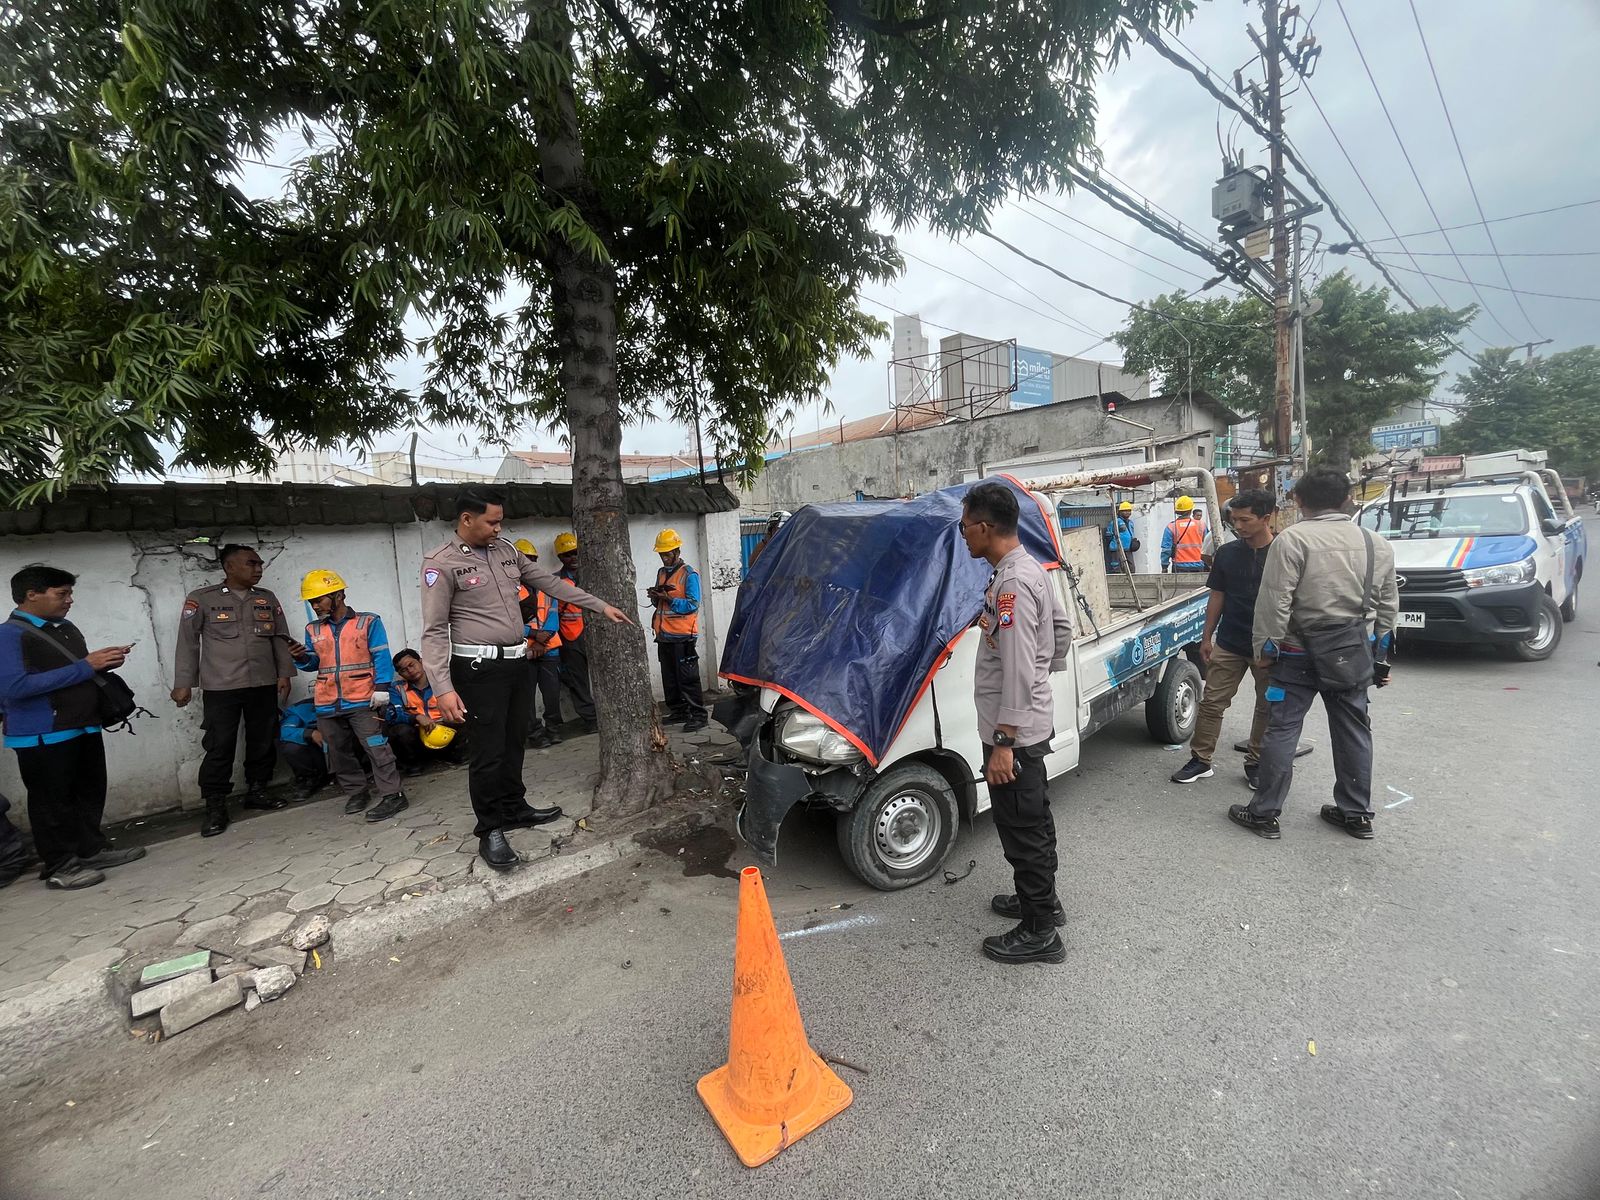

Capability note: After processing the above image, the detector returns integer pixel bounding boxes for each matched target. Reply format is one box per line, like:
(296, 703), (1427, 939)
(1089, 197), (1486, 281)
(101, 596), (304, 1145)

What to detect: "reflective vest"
(651, 563), (698, 640)
(557, 568), (584, 641)
(402, 683), (444, 724)
(1167, 517), (1207, 567)
(517, 585), (563, 655)
(308, 613), (378, 709)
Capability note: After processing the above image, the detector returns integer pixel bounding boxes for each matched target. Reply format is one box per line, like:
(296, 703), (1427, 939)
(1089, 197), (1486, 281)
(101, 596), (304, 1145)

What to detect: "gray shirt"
(174, 584), (293, 691)
(1253, 512), (1399, 657)
(973, 546), (1070, 749)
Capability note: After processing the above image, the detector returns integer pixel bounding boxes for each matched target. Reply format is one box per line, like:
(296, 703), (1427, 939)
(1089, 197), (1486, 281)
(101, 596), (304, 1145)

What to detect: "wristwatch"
(992, 731), (1017, 748)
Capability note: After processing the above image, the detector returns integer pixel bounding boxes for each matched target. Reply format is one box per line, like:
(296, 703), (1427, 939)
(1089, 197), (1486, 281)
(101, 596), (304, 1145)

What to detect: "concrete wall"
(739, 394), (1231, 511)
(0, 510), (739, 825)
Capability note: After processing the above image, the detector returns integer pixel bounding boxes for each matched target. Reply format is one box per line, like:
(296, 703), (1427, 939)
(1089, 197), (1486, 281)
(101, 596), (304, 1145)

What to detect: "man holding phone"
(1, 565), (146, 890)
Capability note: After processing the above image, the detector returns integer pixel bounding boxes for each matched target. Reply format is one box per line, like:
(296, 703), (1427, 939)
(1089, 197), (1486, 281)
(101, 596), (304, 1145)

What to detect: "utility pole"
(1264, 0), (1294, 459)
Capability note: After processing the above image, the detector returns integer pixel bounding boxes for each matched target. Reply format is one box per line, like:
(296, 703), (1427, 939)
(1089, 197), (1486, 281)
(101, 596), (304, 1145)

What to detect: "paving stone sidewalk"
(0, 724), (741, 1005)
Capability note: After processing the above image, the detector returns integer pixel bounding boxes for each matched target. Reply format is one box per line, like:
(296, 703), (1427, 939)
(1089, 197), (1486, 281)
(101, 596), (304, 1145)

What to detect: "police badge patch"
(424, 568), (440, 588)
(997, 592), (1016, 628)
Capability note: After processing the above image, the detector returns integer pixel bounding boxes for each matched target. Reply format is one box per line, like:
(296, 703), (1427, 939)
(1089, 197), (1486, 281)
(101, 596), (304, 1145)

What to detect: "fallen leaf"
(311, 949), (322, 970)
(389, 956), (402, 964)
(1307, 1040), (1317, 1056)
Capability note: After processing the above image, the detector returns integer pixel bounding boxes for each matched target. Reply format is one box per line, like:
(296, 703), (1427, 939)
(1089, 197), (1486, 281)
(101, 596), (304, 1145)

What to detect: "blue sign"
(1372, 422), (1440, 451)
(1013, 347), (1054, 407)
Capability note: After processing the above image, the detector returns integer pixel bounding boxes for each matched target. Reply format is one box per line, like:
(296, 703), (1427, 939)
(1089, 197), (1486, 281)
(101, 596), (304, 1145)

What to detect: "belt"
(450, 642), (528, 661)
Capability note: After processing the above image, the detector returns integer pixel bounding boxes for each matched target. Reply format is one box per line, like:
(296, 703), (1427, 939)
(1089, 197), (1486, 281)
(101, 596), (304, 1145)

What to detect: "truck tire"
(1145, 659), (1202, 745)
(1561, 567), (1580, 623)
(1502, 594), (1563, 662)
(835, 764), (959, 891)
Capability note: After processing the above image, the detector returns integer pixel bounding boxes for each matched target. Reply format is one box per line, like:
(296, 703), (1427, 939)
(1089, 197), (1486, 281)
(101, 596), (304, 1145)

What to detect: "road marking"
(780, 914), (880, 941)
(1384, 785), (1414, 809)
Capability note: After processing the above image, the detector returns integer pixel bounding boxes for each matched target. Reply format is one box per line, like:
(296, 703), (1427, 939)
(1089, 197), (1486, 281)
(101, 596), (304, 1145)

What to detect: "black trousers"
(16, 735), (109, 877)
(199, 685), (279, 800)
(529, 655), (564, 732)
(559, 636), (596, 721)
(986, 741), (1059, 932)
(454, 655), (535, 837)
(278, 739), (329, 788)
(656, 640), (705, 717)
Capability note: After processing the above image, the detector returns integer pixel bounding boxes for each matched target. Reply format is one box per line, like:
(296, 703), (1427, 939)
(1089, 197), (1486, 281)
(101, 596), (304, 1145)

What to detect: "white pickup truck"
(716, 461), (1219, 890)
(1355, 466), (1586, 661)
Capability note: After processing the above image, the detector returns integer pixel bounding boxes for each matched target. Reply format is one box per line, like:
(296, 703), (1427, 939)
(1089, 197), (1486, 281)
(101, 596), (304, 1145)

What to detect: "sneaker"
(44, 858), (105, 890)
(343, 791), (371, 815)
(1170, 757), (1214, 785)
(1319, 805), (1374, 840)
(1244, 763), (1260, 791)
(366, 793), (409, 822)
(981, 922), (1066, 965)
(80, 845), (147, 870)
(1227, 803), (1281, 839)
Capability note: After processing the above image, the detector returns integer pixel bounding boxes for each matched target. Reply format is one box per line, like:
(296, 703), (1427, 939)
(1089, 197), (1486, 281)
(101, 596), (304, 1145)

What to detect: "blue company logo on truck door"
(1105, 594), (1208, 685)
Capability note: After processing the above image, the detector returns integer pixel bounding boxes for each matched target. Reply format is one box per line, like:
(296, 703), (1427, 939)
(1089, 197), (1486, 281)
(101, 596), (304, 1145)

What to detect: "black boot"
(343, 791), (371, 815)
(990, 894), (1066, 927)
(201, 799), (229, 838)
(242, 785), (287, 812)
(478, 830), (520, 871)
(366, 793), (409, 822)
(981, 922), (1066, 965)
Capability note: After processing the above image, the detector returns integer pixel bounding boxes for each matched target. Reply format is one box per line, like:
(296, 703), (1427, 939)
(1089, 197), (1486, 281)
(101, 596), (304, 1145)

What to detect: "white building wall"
(0, 511), (737, 826)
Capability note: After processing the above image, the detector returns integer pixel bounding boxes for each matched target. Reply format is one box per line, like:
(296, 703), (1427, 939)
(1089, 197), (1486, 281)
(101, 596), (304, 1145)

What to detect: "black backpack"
(7, 619), (154, 733)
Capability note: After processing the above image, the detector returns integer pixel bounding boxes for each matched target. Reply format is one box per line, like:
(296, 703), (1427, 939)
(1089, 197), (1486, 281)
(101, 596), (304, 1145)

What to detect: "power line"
(952, 241), (1107, 336)
(1360, 198), (1600, 244)
(1331, 0), (1523, 341)
(1407, 0), (1545, 339)
(899, 248), (1103, 339)
(1398, 249), (1600, 258)
(1374, 263), (1600, 303)
(1012, 204), (1192, 290)
(1024, 194), (1213, 282)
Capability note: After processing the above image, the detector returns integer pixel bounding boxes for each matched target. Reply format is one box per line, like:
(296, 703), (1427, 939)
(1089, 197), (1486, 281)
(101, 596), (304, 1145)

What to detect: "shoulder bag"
(8, 619), (151, 732)
(1294, 527), (1378, 693)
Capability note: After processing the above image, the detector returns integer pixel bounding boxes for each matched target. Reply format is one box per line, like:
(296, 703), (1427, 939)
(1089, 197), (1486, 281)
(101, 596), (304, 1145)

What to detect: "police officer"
(421, 488), (629, 871)
(172, 544), (294, 837)
(959, 482), (1071, 966)
(647, 528), (707, 732)
(553, 532), (597, 733)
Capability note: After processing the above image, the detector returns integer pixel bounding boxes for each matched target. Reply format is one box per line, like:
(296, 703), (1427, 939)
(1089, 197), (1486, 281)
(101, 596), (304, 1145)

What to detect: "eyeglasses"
(957, 519), (990, 534)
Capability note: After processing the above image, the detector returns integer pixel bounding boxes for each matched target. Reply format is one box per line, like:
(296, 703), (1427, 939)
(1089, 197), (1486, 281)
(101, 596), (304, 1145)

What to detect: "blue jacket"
(1105, 517), (1134, 554)
(290, 611), (396, 716)
(0, 612), (100, 748)
(279, 700), (323, 746)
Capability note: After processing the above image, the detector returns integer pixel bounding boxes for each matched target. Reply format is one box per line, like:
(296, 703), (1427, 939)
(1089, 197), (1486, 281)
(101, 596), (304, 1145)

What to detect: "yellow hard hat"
(1174, 495), (1195, 513)
(300, 569), (346, 601)
(1118, 501), (1133, 513)
(513, 537), (536, 558)
(554, 532), (578, 555)
(421, 725), (456, 750)
(654, 528), (683, 553)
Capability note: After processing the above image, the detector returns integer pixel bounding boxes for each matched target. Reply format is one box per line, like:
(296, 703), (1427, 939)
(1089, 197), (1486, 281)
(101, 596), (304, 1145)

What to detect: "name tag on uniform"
(461, 575), (485, 589)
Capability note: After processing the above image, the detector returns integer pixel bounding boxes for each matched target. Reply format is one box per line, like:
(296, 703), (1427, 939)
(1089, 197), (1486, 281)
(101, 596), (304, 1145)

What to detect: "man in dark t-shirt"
(1171, 489), (1277, 788)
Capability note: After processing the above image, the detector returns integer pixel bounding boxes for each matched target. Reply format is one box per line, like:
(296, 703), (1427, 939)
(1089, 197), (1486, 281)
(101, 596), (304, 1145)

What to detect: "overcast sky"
(249, 0), (1600, 472)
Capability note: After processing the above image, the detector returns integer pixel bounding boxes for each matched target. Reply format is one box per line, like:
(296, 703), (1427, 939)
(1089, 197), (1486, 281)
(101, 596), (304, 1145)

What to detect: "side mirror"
(1541, 518), (1564, 536)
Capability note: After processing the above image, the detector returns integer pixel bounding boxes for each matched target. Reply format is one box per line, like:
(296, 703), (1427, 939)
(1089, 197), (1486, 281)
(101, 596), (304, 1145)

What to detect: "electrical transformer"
(1211, 171), (1265, 227)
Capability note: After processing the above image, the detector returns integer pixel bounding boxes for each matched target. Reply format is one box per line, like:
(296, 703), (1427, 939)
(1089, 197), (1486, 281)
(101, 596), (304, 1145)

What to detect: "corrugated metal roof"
(0, 480), (739, 537)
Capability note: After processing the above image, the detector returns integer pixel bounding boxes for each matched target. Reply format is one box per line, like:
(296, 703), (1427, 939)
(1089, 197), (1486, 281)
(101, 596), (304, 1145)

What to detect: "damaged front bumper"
(735, 728), (869, 867)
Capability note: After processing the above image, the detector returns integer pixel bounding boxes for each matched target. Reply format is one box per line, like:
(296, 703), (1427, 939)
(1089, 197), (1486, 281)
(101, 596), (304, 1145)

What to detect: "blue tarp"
(718, 477), (1062, 764)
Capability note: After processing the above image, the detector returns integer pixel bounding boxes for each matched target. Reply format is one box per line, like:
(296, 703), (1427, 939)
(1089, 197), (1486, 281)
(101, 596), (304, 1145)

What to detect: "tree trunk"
(530, 0), (675, 820)
(1322, 433), (1355, 473)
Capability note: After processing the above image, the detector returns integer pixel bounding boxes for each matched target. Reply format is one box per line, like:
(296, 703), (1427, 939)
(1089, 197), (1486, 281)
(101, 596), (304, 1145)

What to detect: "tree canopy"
(1444, 347), (1600, 481)
(1113, 271), (1472, 465)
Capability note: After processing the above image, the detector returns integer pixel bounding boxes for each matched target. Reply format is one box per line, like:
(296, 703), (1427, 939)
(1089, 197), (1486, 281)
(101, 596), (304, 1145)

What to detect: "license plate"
(1398, 612), (1426, 628)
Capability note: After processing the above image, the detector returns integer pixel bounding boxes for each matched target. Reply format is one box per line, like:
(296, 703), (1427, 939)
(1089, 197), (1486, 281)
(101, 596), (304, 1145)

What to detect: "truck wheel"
(1561, 570), (1580, 622)
(1145, 659), (1203, 744)
(1504, 594), (1563, 662)
(835, 764), (958, 891)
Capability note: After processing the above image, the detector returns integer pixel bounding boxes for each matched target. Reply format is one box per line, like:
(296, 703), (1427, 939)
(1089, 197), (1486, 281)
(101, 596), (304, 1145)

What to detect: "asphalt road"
(4, 569), (1597, 1200)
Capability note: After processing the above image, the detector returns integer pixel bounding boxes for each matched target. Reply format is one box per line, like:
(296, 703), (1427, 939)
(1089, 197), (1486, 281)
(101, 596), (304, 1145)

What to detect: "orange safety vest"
(1167, 517), (1207, 567)
(651, 562), (699, 640)
(517, 585), (564, 655)
(402, 684), (444, 724)
(308, 613), (378, 708)
(557, 568), (584, 641)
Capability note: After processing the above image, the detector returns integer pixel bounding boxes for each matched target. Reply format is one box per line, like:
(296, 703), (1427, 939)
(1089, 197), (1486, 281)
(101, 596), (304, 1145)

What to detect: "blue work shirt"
(0, 610), (101, 749)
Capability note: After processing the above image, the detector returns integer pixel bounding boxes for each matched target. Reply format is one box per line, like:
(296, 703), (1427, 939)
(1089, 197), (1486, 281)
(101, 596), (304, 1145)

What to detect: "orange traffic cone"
(697, 866), (853, 1168)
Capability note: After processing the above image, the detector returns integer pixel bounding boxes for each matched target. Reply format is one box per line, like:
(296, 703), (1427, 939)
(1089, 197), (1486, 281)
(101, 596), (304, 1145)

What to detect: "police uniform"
(174, 584), (293, 809)
(420, 537), (609, 837)
(975, 547), (1071, 935)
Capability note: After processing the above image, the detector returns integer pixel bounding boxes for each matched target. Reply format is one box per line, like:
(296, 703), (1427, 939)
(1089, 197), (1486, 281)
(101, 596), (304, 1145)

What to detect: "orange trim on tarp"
(997, 473), (1064, 570)
(719, 671), (880, 766)
(885, 626), (973, 753)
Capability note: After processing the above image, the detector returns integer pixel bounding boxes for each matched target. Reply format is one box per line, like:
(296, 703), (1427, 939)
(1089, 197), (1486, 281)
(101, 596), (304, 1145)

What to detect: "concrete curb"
(0, 969), (123, 1077)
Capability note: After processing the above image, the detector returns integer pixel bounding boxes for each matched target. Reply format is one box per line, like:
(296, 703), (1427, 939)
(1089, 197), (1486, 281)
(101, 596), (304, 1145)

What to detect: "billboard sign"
(1013, 346), (1054, 407)
(1372, 421), (1440, 451)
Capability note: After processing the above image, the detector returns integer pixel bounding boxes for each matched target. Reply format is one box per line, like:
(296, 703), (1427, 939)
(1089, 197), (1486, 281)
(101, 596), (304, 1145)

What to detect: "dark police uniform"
(419, 537), (608, 837)
(174, 584), (293, 806)
(975, 546), (1071, 933)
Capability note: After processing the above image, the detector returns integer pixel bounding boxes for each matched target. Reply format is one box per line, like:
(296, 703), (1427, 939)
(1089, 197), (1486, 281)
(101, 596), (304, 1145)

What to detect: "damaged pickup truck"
(715, 462), (1220, 890)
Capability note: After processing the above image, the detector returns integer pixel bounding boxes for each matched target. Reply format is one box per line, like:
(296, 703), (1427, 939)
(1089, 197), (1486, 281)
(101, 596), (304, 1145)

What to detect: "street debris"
(290, 914), (332, 951)
(942, 859), (977, 885)
(249, 965), (295, 1002)
(244, 988), (261, 1014)
(160, 975), (244, 1036)
(1307, 1040), (1316, 1056)
(139, 950), (211, 987)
